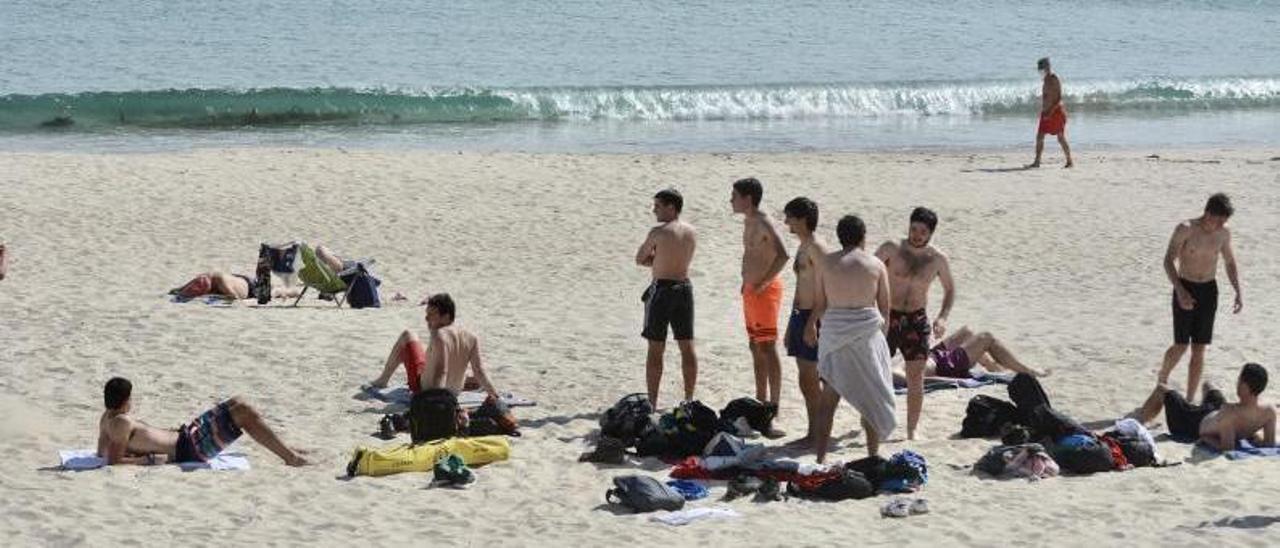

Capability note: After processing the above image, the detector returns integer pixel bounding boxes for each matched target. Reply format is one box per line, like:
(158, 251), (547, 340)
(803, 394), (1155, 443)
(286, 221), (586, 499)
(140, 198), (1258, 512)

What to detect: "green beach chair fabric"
(292, 243), (352, 307)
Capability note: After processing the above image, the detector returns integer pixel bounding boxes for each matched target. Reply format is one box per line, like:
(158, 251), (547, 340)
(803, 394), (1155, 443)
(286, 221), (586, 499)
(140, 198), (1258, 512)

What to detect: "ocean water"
(2, 0), (1277, 152)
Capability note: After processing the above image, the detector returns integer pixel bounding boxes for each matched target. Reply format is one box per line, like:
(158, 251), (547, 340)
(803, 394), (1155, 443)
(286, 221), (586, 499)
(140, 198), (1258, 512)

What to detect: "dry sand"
(1, 147), (1278, 546)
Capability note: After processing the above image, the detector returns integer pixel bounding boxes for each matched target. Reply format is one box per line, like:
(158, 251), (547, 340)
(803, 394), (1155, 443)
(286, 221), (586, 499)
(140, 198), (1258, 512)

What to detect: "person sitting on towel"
(891, 325), (1049, 382)
(366, 293), (500, 399)
(96, 377), (310, 466)
(1136, 362), (1275, 451)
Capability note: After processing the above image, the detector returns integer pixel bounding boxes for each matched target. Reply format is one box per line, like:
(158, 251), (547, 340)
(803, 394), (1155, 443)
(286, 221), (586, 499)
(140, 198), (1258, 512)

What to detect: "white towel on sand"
(817, 307), (895, 441)
(59, 449), (251, 471)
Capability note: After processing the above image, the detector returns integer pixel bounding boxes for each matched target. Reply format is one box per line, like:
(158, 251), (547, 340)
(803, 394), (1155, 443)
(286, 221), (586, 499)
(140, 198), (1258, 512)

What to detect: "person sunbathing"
(169, 271), (299, 301)
(366, 293), (500, 399)
(1137, 362), (1275, 451)
(892, 326), (1048, 383)
(96, 377), (310, 466)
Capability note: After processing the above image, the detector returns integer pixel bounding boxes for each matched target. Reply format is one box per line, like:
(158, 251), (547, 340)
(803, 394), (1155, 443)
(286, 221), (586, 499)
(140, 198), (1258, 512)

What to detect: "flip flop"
(880, 497), (912, 518)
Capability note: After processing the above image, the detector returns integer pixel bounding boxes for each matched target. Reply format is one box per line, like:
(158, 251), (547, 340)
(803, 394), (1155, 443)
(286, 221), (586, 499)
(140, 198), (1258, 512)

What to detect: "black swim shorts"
(1172, 278), (1218, 345)
(642, 279), (694, 341)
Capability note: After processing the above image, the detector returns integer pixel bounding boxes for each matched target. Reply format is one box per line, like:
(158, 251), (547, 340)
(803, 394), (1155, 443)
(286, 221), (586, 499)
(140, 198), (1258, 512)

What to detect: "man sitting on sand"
(892, 325), (1048, 382)
(97, 377), (310, 466)
(806, 215), (895, 462)
(1136, 363), (1275, 451)
(366, 293), (500, 399)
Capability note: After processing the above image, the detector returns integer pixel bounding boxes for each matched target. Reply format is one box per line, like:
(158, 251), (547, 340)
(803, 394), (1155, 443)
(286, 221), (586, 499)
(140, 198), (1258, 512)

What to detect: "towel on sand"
(1195, 440), (1280, 461)
(59, 449), (250, 471)
(893, 373), (1013, 395)
(817, 307), (895, 441)
(360, 386), (535, 408)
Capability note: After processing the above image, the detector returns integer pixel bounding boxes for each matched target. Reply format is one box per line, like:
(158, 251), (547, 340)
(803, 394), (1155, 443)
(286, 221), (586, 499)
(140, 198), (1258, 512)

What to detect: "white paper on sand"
(59, 450), (251, 471)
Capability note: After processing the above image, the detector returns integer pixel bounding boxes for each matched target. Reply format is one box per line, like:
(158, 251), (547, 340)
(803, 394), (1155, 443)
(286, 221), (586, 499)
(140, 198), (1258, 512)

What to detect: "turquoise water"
(2, 0), (1278, 151)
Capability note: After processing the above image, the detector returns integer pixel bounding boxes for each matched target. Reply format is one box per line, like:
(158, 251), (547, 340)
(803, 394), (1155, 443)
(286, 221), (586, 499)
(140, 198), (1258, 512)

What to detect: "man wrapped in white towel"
(802, 214), (895, 463)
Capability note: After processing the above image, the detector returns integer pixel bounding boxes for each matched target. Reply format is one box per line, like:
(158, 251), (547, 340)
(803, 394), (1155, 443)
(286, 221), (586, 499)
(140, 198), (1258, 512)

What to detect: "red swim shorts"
(1038, 106), (1067, 136)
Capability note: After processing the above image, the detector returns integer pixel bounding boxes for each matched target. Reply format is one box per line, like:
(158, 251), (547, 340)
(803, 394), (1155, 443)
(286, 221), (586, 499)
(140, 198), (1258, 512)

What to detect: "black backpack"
(409, 388), (460, 443)
(720, 397), (777, 434)
(661, 400), (721, 457)
(600, 393), (654, 446)
(606, 475), (685, 513)
(1051, 435), (1116, 475)
(787, 469), (874, 501)
(1103, 431), (1156, 468)
(340, 264), (382, 309)
(960, 395), (1018, 438)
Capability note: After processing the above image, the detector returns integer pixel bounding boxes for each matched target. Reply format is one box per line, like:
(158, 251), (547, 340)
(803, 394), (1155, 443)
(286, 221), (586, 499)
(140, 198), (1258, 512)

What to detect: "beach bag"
(633, 418), (670, 457)
(1102, 430), (1156, 468)
(975, 443), (1047, 476)
(1050, 434), (1115, 475)
(341, 264), (381, 309)
(600, 393), (654, 445)
(606, 475), (685, 513)
(846, 455), (889, 486)
(661, 400), (721, 457)
(961, 395), (1018, 438)
(788, 469), (874, 501)
(409, 388), (461, 443)
(881, 450), (929, 493)
(469, 396), (520, 437)
(719, 397), (777, 435)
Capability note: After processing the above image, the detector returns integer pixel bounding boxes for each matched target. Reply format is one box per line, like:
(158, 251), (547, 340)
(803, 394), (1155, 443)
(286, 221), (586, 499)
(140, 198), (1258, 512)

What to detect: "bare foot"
(1026, 161), (1041, 169)
(286, 454), (313, 467)
(1063, 162), (1074, 169)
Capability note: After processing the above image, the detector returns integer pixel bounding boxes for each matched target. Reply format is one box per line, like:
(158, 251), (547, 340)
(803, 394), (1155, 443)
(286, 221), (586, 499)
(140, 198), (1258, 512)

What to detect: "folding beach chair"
(292, 243), (353, 307)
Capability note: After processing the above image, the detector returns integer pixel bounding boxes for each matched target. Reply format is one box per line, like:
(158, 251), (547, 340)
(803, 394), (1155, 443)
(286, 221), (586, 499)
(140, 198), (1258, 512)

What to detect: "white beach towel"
(650, 506), (742, 526)
(817, 307), (896, 441)
(58, 449), (251, 471)
(360, 385), (536, 408)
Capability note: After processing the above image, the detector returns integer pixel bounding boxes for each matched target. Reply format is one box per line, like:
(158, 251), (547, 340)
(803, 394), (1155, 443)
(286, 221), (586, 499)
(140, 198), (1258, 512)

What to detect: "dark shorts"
(174, 400), (244, 463)
(784, 308), (819, 362)
(1173, 278), (1218, 345)
(887, 308), (931, 361)
(642, 279), (694, 341)
(233, 274), (257, 299)
(929, 343), (973, 378)
(1163, 388), (1225, 441)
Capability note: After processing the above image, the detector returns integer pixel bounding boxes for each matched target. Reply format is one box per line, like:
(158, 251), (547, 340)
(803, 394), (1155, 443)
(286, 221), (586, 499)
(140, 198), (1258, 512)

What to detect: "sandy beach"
(2, 147), (1279, 546)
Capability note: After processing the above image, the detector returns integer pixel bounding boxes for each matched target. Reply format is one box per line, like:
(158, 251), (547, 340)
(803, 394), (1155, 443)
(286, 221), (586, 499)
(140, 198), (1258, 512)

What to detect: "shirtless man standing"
(1159, 193), (1242, 402)
(635, 188), (698, 408)
(805, 215), (893, 462)
(782, 197), (829, 445)
(1029, 57), (1073, 169)
(96, 377), (309, 466)
(1137, 363), (1274, 451)
(731, 178), (790, 420)
(875, 207), (955, 440)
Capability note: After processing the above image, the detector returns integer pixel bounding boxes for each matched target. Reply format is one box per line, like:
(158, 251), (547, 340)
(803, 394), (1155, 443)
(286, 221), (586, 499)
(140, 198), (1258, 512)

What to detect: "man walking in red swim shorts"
(1029, 57), (1074, 169)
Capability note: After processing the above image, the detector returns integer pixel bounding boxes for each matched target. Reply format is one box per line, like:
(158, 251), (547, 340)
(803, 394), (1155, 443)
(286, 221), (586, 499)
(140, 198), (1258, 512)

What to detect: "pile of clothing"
(582, 394), (778, 463)
(963, 374), (1160, 477)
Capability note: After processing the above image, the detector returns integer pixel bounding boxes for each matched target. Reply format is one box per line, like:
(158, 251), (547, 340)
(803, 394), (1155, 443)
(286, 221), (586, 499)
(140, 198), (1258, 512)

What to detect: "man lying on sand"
(891, 325), (1048, 383)
(97, 377), (310, 466)
(365, 293), (500, 399)
(1136, 362), (1275, 451)
(169, 271), (298, 301)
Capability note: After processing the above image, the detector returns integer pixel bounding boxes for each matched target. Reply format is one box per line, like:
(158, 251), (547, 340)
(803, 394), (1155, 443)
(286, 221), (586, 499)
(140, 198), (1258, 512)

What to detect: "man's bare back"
(425, 325), (495, 396)
(641, 221), (697, 280)
(97, 411), (178, 461)
(793, 239), (829, 309)
(1200, 402), (1277, 450)
(817, 249), (886, 310)
(876, 240), (950, 311)
(742, 212), (784, 288)
(1169, 219), (1231, 283)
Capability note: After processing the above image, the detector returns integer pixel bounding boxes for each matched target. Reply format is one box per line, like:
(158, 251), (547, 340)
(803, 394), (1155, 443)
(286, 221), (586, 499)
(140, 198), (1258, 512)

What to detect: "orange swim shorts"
(742, 277), (784, 343)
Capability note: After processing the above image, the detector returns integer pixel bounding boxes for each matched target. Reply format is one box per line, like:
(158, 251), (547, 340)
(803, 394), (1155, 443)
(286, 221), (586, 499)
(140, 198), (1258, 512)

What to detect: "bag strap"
(605, 488), (621, 505)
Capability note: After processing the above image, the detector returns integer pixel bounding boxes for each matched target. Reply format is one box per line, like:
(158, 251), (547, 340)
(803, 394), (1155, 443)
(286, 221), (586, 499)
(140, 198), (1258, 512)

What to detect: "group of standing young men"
(636, 178), (1254, 462)
(635, 178), (958, 461)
